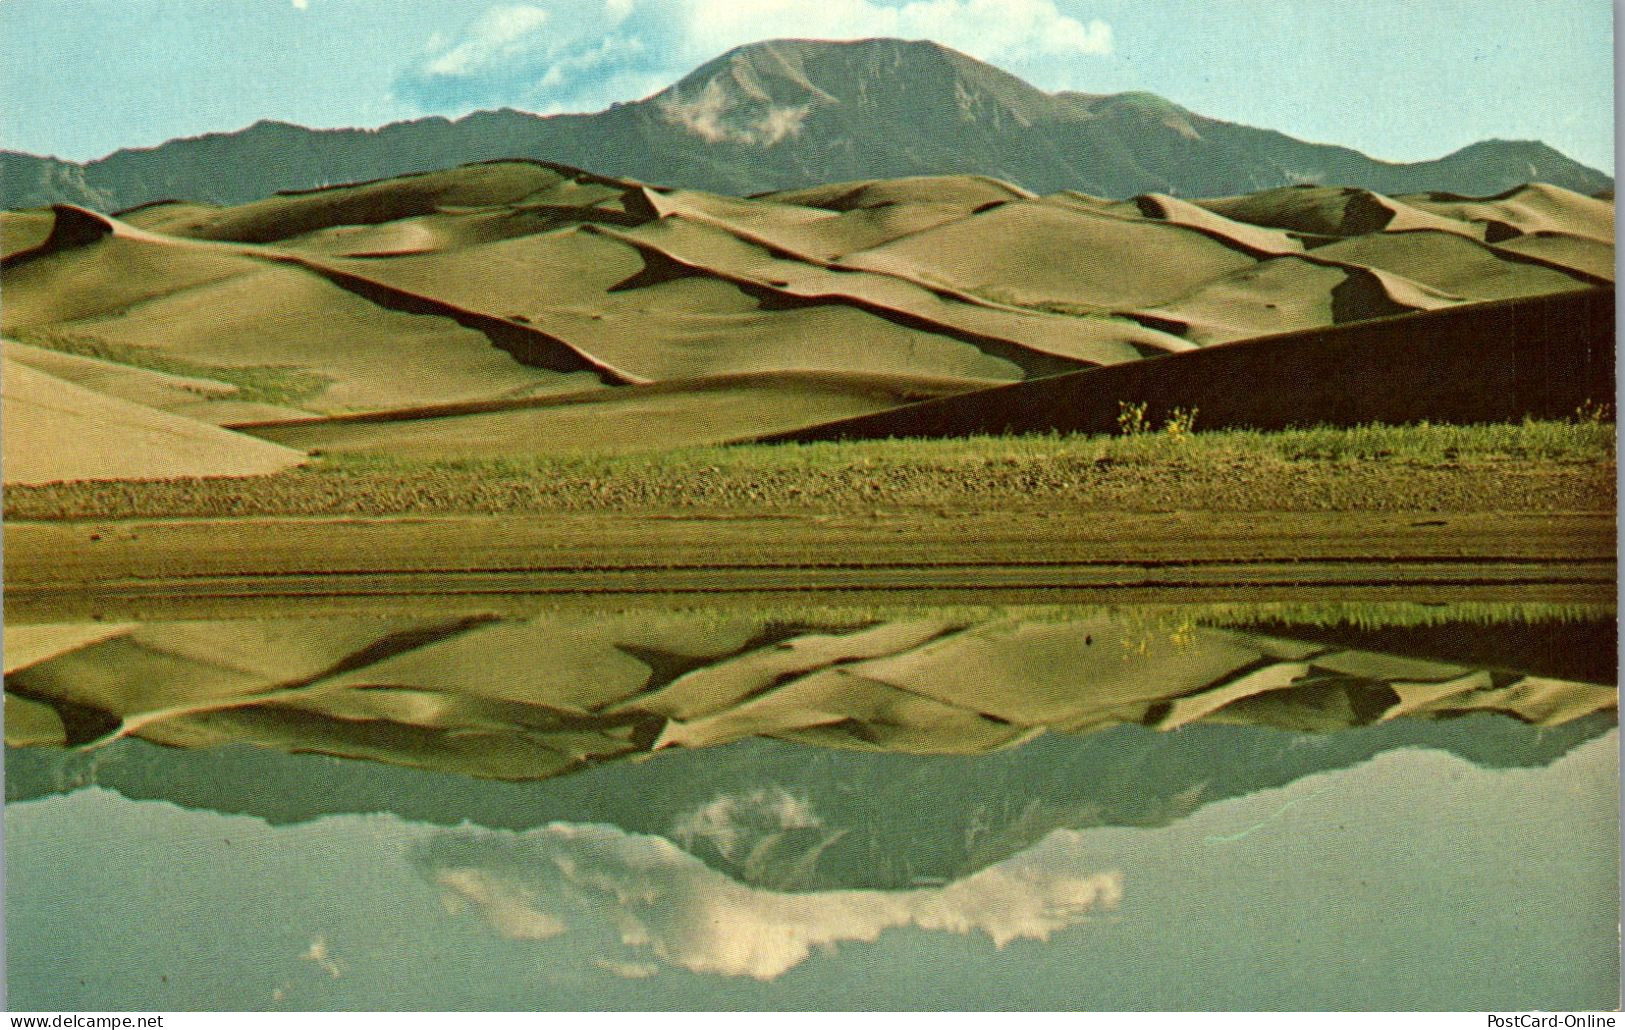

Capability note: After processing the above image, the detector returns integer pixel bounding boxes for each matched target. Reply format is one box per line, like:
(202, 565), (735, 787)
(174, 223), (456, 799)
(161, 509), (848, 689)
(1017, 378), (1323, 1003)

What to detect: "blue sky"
(1, 0), (1615, 171)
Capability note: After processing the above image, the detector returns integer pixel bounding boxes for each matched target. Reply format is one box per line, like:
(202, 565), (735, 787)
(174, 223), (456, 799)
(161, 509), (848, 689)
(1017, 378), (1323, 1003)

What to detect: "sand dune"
(2, 357), (305, 484)
(593, 219), (1182, 366)
(1111, 193), (1305, 257)
(1126, 256), (1456, 343)
(1399, 183), (1615, 243)
(3, 339), (313, 426)
(4, 337), (236, 407)
(5, 623), (137, 675)
(1195, 185), (1486, 239)
(2, 229), (265, 329)
(1314, 230), (1601, 300)
(1, 160), (1612, 467)
(770, 287), (1614, 442)
(123, 161), (600, 244)
(3, 337), (311, 427)
(839, 199), (1257, 310)
(242, 371), (977, 459)
(758, 174), (1034, 213)
(1489, 233), (1617, 281)
(0, 210), (55, 259)
(2, 225), (608, 412)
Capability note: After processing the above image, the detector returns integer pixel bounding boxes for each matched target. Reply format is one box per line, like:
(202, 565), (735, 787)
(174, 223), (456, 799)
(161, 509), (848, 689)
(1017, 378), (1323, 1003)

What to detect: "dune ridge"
(2, 161), (1612, 469)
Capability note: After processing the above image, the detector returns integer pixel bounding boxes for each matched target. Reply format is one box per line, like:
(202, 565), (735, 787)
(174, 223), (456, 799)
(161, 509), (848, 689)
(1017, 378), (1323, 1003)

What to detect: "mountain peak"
(689, 36), (990, 79)
(650, 37), (1057, 146)
(1, 37), (1609, 212)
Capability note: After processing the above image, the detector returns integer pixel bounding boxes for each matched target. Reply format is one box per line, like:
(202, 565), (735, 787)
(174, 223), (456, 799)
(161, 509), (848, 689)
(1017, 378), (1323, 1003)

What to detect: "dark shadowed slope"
(764, 288), (1615, 444)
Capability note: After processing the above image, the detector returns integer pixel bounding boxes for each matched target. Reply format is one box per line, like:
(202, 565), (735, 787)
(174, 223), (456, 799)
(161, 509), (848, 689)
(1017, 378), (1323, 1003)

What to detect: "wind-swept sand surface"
(2, 162), (1611, 465)
(1398, 183), (1616, 243)
(4, 338), (240, 415)
(1, 358), (305, 485)
(243, 371), (976, 459)
(0, 210), (56, 259)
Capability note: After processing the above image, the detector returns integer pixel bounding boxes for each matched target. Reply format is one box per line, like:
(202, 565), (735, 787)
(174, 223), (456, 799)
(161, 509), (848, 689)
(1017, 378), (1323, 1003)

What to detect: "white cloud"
(684, 0), (1112, 64)
(434, 867), (568, 940)
(291, 0), (309, 8)
(422, 5), (551, 78)
(418, 822), (1122, 981)
(393, 0), (1113, 116)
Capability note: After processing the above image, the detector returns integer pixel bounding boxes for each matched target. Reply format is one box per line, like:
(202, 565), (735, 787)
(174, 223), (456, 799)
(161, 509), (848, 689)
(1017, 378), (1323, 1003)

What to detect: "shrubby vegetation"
(5, 419), (1613, 521)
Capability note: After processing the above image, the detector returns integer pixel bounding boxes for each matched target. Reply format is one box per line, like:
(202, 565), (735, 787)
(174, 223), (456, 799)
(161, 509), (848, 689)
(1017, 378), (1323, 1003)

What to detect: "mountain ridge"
(2, 37), (1612, 212)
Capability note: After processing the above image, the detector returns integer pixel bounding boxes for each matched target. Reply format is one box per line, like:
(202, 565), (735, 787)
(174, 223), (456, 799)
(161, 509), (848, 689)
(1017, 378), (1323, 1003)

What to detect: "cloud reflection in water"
(417, 821), (1121, 980)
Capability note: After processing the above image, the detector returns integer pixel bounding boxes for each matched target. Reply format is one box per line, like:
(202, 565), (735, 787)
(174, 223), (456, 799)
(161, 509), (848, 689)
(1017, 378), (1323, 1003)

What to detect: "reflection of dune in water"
(415, 821), (1121, 981)
(8, 709), (1613, 894)
(5, 604), (1614, 894)
(5, 612), (1615, 784)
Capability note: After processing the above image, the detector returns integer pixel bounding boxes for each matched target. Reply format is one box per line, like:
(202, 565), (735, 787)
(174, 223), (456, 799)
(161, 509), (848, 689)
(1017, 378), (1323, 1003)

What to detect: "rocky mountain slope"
(3, 39), (1611, 212)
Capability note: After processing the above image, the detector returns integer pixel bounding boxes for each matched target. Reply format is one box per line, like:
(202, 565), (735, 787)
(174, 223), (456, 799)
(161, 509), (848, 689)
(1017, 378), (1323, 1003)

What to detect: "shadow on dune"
(766, 286), (1616, 442)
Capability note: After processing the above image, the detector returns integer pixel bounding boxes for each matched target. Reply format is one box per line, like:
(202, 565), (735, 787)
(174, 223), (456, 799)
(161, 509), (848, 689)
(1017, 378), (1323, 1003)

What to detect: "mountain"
(2, 38), (1612, 212)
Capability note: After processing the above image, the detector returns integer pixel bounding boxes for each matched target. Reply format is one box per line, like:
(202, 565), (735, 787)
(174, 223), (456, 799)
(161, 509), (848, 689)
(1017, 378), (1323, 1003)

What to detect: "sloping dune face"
(0, 210), (56, 258)
(1, 358), (305, 485)
(1, 162), (1612, 464)
(1397, 183), (1616, 243)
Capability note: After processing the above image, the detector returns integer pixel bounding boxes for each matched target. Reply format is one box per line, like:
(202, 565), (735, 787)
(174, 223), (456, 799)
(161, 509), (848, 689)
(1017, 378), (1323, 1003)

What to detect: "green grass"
(6, 418), (1612, 521)
(584, 599), (1615, 631)
(321, 418), (1616, 479)
(12, 328), (331, 406)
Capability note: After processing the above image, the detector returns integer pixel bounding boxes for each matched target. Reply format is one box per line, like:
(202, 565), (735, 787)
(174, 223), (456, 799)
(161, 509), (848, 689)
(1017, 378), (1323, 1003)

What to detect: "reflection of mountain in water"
(7, 713), (1613, 892)
(5, 610), (1615, 891)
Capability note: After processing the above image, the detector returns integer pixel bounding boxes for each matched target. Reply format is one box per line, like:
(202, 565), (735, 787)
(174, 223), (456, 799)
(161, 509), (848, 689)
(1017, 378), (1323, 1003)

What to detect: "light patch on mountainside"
(594, 958), (660, 979)
(671, 788), (824, 862)
(658, 79), (811, 145)
(434, 867), (569, 941)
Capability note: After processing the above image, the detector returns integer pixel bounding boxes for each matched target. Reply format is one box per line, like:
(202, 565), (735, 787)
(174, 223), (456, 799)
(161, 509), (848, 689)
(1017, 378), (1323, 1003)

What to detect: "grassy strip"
(12, 328), (330, 406)
(587, 600), (1615, 632)
(326, 418), (1617, 477)
(5, 421), (1614, 520)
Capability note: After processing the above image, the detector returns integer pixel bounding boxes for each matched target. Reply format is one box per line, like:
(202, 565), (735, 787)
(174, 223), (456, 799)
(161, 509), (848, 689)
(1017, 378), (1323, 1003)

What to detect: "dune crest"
(2, 160), (1612, 464)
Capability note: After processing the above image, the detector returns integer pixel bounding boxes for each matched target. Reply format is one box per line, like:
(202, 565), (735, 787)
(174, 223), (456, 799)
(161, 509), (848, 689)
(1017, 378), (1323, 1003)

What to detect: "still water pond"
(5, 604), (1619, 1010)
